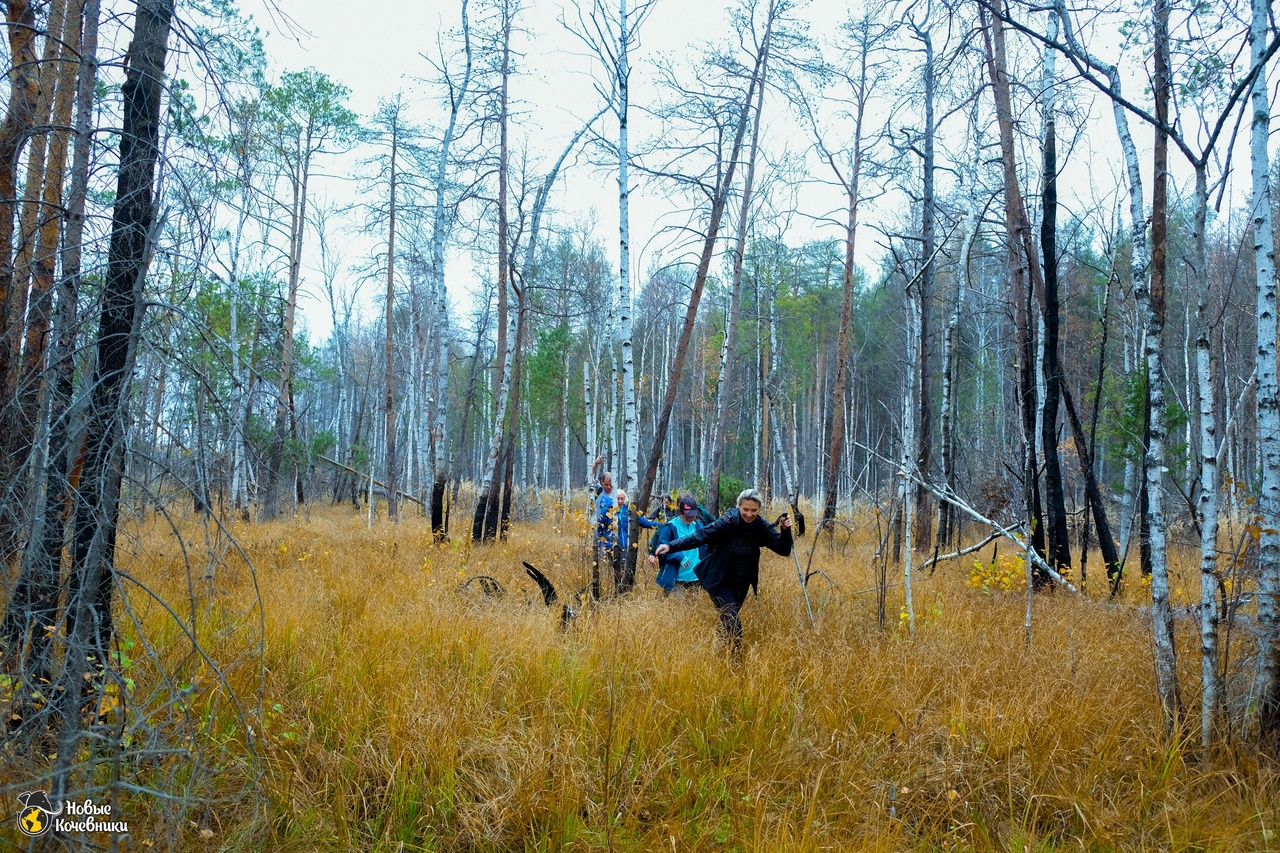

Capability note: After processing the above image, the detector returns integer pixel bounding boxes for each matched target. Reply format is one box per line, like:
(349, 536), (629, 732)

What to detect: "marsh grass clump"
(8, 503), (1278, 851)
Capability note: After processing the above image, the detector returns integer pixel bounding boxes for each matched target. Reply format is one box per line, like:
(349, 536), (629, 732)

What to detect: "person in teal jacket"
(651, 496), (706, 595)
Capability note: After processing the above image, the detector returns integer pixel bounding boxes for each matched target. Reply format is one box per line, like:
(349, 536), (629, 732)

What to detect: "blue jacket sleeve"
(657, 522), (681, 554)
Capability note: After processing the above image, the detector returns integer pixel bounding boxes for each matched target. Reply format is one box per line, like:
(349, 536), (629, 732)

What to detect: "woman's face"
(737, 499), (761, 523)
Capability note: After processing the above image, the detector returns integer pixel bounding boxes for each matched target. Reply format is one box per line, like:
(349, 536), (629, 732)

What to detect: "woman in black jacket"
(652, 488), (793, 654)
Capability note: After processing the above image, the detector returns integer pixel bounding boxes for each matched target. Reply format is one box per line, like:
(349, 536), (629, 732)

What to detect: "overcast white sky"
(248, 0), (760, 343)
(238, 0), (1275, 345)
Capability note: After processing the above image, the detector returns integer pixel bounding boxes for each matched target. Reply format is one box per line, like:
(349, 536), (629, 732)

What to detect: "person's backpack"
(648, 520), (673, 556)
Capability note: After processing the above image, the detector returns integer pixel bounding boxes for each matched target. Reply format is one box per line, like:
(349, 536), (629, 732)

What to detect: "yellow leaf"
(97, 693), (120, 716)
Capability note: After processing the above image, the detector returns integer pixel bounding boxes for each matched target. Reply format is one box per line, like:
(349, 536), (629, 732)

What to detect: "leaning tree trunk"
(1057, 5), (1152, 587)
(709, 30), (768, 518)
(1060, 381), (1122, 584)
(1249, 0), (1280, 744)
(635, 4), (771, 530)
(53, 0), (173, 799)
(982, 0), (1046, 576)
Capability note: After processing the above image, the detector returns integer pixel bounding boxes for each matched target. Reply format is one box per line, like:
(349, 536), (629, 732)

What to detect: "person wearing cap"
(652, 488), (793, 654)
(651, 495), (707, 595)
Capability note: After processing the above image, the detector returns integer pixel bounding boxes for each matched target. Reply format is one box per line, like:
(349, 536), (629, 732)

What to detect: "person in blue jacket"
(595, 490), (616, 551)
(614, 490), (631, 553)
(652, 488), (793, 654)
(651, 495), (706, 596)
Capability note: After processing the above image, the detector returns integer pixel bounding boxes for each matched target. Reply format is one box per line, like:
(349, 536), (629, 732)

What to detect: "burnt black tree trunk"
(53, 0), (172, 798)
(913, 23), (936, 554)
(1040, 91), (1071, 573)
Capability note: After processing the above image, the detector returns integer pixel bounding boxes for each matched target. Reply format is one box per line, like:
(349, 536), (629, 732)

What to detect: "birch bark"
(1250, 0), (1280, 741)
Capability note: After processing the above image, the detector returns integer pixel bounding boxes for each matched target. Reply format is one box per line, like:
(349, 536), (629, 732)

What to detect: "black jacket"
(663, 508), (792, 595)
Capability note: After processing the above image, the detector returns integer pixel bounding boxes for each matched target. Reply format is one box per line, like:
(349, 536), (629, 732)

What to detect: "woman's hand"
(648, 554), (658, 565)
(781, 514), (793, 529)
(654, 544), (670, 557)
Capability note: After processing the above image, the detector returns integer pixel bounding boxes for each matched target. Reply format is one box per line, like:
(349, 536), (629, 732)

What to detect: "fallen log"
(317, 455), (425, 508)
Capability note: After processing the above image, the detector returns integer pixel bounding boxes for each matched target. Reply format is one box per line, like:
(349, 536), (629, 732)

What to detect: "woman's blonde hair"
(736, 488), (765, 508)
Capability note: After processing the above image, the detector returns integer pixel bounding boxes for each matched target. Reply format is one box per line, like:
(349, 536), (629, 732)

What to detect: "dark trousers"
(709, 582), (751, 654)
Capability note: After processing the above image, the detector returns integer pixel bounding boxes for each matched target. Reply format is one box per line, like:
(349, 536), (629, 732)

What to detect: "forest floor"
(5, 497), (1280, 852)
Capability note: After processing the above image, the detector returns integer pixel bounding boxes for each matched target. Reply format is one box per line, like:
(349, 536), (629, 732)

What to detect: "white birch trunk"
(754, 292), (763, 488)
(901, 291), (918, 637)
(384, 111), (399, 521)
(561, 343), (572, 511)
(584, 356), (595, 487)
(1192, 164), (1221, 751)
(605, 322), (616, 469)
(939, 186), (979, 541)
(1144, 302), (1177, 718)
(428, 0), (473, 520)
(765, 309), (798, 503)
(477, 303), (517, 501)
(1250, 0), (1280, 736)
(1111, 68), (1150, 565)
(616, 0), (639, 496)
(228, 280), (248, 513)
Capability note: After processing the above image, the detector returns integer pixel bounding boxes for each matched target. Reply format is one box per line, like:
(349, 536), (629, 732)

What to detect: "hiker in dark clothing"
(652, 488), (793, 654)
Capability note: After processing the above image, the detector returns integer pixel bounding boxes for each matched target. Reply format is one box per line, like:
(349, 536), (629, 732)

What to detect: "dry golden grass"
(13, 499), (1280, 851)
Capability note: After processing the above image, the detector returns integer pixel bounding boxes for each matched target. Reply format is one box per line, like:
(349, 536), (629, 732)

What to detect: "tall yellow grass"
(9, 500), (1279, 851)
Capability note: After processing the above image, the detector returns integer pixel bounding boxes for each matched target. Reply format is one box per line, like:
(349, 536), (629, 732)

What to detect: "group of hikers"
(589, 456), (795, 654)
